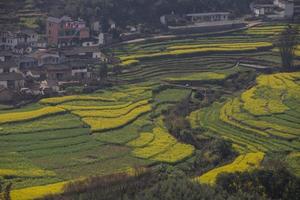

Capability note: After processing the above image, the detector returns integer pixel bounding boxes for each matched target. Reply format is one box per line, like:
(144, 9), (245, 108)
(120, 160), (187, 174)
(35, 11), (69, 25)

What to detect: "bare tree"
(276, 24), (299, 70)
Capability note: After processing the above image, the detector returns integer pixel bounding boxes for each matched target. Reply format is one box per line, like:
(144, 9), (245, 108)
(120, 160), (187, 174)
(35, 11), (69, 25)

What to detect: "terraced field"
(196, 152), (265, 185)
(2, 23), (300, 199)
(0, 83), (196, 198)
(189, 72), (300, 153)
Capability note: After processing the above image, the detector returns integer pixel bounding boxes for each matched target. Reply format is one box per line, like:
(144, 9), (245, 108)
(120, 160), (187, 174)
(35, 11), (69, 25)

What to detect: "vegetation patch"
(196, 152), (265, 185)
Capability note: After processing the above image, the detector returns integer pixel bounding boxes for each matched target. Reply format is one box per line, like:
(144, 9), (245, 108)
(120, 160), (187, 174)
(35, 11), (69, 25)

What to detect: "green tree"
(276, 25), (299, 70)
(0, 180), (12, 200)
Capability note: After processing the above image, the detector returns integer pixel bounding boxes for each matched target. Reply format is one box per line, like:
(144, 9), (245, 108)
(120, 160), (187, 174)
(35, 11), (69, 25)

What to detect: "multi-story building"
(294, 0), (300, 17)
(252, 0), (298, 19)
(0, 30), (38, 51)
(46, 16), (90, 47)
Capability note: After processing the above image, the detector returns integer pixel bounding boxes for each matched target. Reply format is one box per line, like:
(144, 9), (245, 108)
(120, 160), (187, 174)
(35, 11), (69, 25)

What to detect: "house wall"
(284, 2), (294, 18)
(38, 55), (60, 67)
(47, 21), (60, 45)
(0, 80), (7, 88)
(93, 52), (102, 59)
(80, 29), (90, 39)
(190, 14), (229, 23)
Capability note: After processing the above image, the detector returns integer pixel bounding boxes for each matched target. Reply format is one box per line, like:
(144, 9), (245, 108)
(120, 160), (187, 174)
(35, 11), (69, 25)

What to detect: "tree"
(99, 63), (108, 81)
(0, 180), (12, 200)
(276, 25), (299, 70)
(112, 65), (122, 83)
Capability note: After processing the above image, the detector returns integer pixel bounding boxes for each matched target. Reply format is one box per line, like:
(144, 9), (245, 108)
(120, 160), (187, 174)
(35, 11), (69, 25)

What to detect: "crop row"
(120, 44), (272, 62)
(195, 102), (299, 152)
(0, 106), (65, 125)
(72, 100), (149, 118)
(82, 104), (152, 132)
(131, 124), (195, 163)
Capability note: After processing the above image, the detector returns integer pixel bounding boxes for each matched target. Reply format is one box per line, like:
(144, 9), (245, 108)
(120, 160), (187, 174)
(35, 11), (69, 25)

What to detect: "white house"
(253, 4), (276, 17)
(252, 0), (295, 18)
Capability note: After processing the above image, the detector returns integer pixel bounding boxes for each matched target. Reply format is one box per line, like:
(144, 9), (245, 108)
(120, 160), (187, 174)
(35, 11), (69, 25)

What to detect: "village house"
(0, 86), (16, 103)
(45, 61), (91, 81)
(160, 13), (186, 26)
(17, 56), (38, 69)
(12, 43), (33, 55)
(0, 51), (13, 62)
(0, 61), (19, 74)
(29, 50), (62, 67)
(62, 46), (105, 60)
(294, 0), (300, 17)
(0, 29), (38, 51)
(251, 0), (296, 19)
(0, 61), (25, 90)
(46, 16), (90, 47)
(252, 4), (276, 16)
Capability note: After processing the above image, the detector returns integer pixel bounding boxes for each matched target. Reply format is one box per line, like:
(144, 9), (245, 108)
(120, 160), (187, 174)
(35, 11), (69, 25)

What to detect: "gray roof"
(47, 16), (61, 23)
(62, 47), (101, 55)
(253, 4), (276, 8)
(186, 12), (230, 17)
(0, 72), (24, 81)
(47, 16), (73, 24)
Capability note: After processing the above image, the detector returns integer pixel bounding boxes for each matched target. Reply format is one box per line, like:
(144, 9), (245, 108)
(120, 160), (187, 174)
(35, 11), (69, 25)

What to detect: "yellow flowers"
(154, 143), (194, 163)
(218, 72), (300, 141)
(40, 95), (115, 105)
(0, 107), (65, 124)
(167, 42), (272, 51)
(0, 168), (55, 178)
(120, 59), (139, 67)
(245, 25), (286, 35)
(72, 100), (149, 118)
(82, 104), (152, 132)
(127, 132), (154, 147)
(165, 72), (226, 81)
(132, 126), (195, 163)
(196, 152), (265, 185)
(11, 181), (67, 200)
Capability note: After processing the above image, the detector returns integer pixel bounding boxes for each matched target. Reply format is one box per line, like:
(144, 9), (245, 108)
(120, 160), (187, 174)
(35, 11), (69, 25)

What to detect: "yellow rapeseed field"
(83, 104), (152, 132)
(120, 59), (139, 66)
(72, 100), (149, 118)
(132, 125), (195, 163)
(196, 152), (265, 185)
(60, 101), (133, 111)
(127, 132), (154, 147)
(167, 42), (272, 50)
(153, 142), (194, 163)
(0, 168), (55, 178)
(120, 42), (272, 61)
(0, 107), (65, 124)
(11, 181), (67, 200)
